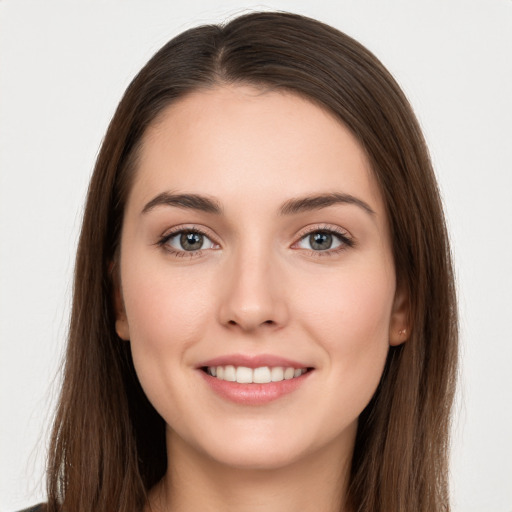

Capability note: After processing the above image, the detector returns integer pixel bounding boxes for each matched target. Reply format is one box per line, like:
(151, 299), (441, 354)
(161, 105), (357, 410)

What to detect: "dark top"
(17, 505), (46, 512)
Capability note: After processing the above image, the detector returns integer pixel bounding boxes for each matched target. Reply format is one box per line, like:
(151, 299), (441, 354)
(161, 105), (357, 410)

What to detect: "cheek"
(122, 262), (213, 347)
(299, 262), (394, 330)
(119, 260), (216, 407)
(120, 261), (217, 423)
(295, 261), (395, 379)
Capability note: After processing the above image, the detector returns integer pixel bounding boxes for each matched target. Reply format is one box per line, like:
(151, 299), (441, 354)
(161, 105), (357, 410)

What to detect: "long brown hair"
(47, 11), (457, 512)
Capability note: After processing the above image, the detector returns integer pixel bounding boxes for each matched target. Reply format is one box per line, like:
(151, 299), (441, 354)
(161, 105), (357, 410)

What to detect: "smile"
(205, 365), (308, 383)
(198, 356), (314, 404)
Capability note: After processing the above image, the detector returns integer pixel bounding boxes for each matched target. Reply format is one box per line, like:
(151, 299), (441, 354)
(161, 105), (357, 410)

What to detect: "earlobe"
(115, 317), (130, 341)
(389, 284), (410, 346)
(111, 262), (130, 341)
(390, 327), (409, 346)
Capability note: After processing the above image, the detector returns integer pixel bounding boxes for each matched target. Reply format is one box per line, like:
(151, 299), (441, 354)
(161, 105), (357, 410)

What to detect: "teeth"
(284, 367), (295, 380)
(224, 365), (236, 382)
(207, 365), (307, 383)
(236, 366), (252, 383)
(254, 367), (271, 383)
(271, 367), (284, 382)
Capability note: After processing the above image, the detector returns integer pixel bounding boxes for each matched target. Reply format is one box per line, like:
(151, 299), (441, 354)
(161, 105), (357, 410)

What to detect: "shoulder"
(16, 505), (47, 512)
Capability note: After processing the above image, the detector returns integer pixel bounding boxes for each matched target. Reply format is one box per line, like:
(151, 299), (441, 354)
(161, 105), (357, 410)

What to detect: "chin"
(203, 440), (310, 471)
(172, 416), (357, 473)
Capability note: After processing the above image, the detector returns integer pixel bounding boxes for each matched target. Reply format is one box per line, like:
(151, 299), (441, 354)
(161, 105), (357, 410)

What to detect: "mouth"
(197, 355), (314, 404)
(201, 365), (312, 384)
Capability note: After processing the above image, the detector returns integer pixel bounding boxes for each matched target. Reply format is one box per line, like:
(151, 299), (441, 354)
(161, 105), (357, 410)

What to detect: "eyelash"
(156, 225), (216, 259)
(156, 224), (354, 259)
(292, 225), (354, 258)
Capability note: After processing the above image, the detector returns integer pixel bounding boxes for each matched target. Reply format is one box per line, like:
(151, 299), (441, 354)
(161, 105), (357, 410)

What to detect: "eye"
(160, 229), (217, 253)
(295, 228), (353, 253)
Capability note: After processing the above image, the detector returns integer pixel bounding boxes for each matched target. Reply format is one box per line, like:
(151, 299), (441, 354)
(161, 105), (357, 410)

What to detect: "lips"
(198, 353), (311, 369)
(206, 365), (307, 383)
(197, 354), (314, 404)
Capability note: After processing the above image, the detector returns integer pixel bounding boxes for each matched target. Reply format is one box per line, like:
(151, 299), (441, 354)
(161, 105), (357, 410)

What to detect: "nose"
(217, 246), (289, 332)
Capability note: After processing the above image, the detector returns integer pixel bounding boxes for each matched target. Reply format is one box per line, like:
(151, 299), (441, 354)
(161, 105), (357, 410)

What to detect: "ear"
(111, 262), (130, 341)
(388, 283), (410, 346)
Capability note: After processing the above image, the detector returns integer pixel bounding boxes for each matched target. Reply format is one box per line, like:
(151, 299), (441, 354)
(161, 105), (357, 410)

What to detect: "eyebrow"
(141, 191), (375, 217)
(279, 193), (375, 216)
(142, 192), (222, 215)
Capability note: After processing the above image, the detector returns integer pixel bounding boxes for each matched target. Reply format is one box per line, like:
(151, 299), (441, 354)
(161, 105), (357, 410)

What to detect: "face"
(115, 85), (408, 471)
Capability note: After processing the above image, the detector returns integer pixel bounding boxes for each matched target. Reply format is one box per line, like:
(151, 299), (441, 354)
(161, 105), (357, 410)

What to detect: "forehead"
(128, 85), (384, 216)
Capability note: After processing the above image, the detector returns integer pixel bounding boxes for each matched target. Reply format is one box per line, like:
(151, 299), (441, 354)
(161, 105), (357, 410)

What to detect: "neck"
(148, 427), (355, 512)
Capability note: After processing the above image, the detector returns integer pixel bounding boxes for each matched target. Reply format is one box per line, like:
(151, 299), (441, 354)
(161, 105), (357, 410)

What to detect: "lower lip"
(199, 370), (312, 405)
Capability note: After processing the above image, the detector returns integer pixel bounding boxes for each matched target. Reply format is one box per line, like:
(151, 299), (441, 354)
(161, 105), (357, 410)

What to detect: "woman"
(25, 11), (457, 512)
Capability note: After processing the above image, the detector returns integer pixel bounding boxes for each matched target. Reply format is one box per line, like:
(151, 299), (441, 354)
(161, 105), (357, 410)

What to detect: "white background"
(0, 1), (511, 511)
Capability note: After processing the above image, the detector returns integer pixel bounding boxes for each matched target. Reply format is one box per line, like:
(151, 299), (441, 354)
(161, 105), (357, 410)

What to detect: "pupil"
(180, 232), (203, 251)
(310, 232), (332, 250)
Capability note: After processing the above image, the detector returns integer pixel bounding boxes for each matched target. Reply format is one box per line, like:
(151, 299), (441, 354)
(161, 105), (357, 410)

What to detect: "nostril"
(226, 319), (274, 325)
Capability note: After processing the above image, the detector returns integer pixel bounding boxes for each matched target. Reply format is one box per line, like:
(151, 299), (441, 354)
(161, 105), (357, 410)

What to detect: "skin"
(115, 85), (408, 512)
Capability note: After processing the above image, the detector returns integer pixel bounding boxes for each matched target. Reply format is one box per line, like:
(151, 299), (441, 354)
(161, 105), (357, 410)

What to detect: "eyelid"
(154, 223), (353, 258)
(156, 224), (221, 254)
(159, 224), (216, 241)
(294, 224), (353, 241)
(291, 224), (354, 253)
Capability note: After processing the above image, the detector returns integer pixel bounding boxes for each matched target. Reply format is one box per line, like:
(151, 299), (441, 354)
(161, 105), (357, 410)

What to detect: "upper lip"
(197, 354), (311, 369)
